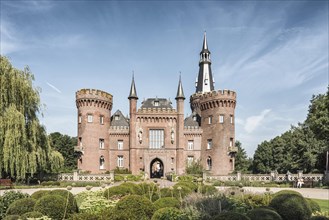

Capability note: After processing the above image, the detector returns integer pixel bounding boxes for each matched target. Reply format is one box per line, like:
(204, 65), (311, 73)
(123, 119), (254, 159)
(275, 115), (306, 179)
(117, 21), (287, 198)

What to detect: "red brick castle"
(75, 33), (237, 177)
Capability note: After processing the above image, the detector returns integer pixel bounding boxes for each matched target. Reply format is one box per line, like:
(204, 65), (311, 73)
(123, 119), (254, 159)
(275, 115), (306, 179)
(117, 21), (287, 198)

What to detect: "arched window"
(207, 156), (212, 170)
(100, 156), (105, 169)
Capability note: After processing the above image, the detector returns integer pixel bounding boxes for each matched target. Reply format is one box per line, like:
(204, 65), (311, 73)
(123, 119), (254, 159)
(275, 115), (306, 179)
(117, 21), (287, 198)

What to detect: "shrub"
(34, 195), (67, 219)
(138, 182), (160, 202)
(75, 190), (105, 207)
(213, 211), (250, 220)
(273, 190), (302, 197)
(152, 207), (187, 220)
(70, 212), (101, 220)
(0, 191), (29, 219)
(307, 199), (321, 213)
(47, 189), (78, 213)
(20, 211), (44, 219)
(199, 185), (217, 195)
(41, 181), (60, 186)
(112, 195), (155, 220)
(79, 196), (115, 214)
(31, 190), (50, 200)
(120, 182), (143, 195)
(3, 215), (20, 220)
(153, 197), (180, 210)
(103, 185), (132, 199)
(311, 216), (329, 220)
(246, 207), (282, 220)
(175, 181), (198, 192)
(160, 187), (174, 198)
(114, 175), (124, 182)
(173, 185), (192, 199)
(269, 193), (312, 220)
(6, 198), (35, 215)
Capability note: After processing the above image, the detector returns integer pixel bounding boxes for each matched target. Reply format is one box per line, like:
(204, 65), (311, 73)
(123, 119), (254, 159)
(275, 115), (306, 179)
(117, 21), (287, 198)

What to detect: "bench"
(0, 179), (13, 188)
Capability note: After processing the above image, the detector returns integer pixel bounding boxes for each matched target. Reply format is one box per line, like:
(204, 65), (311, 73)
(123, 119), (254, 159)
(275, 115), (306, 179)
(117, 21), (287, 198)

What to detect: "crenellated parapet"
(190, 89), (236, 111)
(76, 88), (113, 110)
(137, 108), (177, 114)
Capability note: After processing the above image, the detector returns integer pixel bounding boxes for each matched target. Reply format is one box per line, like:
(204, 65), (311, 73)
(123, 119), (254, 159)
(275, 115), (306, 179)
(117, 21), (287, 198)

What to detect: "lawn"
(312, 198), (329, 212)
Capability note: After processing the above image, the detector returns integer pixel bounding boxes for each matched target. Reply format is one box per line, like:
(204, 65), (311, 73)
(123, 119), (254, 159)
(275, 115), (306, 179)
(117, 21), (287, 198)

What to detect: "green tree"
(234, 141), (252, 173)
(252, 141), (273, 173)
(0, 56), (63, 180)
(49, 132), (77, 171)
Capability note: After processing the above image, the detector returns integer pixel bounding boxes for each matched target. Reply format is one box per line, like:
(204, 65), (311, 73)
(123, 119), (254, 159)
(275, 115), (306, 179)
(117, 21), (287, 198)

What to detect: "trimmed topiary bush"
(173, 185), (192, 199)
(213, 211), (250, 220)
(269, 193), (312, 220)
(273, 190), (302, 197)
(151, 207), (187, 220)
(175, 181), (198, 192)
(34, 195), (67, 220)
(112, 195), (155, 220)
(103, 185), (133, 199)
(160, 187), (174, 198)
(247, 207), (282, 220)
(0, 191), (29, 219)
(6, 198), (35, 216)
(120, 182), (143, 195)
(31, 190), (50, 200)
(307, 198), (321, 213)
(2, 215), (20, 220)
(153, 197), (180, 210)
(20, 211), (44, 219)
(47, 189), (78, 213)
(138, 182), (160, 202)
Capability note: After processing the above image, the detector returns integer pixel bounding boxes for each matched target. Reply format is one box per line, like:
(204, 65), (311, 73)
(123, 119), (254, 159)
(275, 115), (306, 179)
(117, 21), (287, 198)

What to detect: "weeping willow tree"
(0, 56), (63, 180)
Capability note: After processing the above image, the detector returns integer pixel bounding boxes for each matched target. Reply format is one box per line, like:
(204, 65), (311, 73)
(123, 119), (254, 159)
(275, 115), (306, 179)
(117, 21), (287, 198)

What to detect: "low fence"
(206, 171), (325, 183)
(58, 172), (114, 182)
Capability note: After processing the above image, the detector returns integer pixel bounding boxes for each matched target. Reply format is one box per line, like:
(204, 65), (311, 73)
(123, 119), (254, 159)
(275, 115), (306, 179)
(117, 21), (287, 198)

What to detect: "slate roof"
(111, 110), (129, 126)
(184, 113), (201, 127)
(140, 98), (173, 109)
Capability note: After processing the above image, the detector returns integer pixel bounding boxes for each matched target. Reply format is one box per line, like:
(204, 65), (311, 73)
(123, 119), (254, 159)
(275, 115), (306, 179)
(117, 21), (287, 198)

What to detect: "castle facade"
(75, 33), (237, 176)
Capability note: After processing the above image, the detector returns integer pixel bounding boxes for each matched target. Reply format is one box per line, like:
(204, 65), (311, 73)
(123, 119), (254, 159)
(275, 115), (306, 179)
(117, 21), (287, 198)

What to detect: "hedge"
(246, 207), (282, 220)
(6, 198), (35, 216)
(153, 197), (180, 210)
(34, 195), (67, 220)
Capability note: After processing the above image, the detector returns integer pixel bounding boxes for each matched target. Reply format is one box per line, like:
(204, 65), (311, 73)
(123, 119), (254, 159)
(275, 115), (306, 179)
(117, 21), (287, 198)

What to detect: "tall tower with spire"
(195, 32), (215, 93)
(190, 33), (237, 175)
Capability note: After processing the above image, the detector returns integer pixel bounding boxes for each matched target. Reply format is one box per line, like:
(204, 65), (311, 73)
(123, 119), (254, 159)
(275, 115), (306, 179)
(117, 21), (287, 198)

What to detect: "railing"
(58, 172), (114, 182)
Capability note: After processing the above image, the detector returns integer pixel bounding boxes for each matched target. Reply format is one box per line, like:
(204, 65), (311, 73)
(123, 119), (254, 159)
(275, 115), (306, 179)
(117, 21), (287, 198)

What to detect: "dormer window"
(154, 101), (159, 107)
(115, 115), (119, 120)
(193, 116), (197, 121)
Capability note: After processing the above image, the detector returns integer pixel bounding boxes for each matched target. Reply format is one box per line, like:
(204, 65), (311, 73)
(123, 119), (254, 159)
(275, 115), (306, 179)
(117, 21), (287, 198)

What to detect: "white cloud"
(244, 109), (271, 133)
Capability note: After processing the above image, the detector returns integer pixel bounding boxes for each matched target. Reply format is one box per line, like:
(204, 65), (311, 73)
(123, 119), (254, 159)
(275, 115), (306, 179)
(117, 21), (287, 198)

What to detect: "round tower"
(191, 90), (237, 175)
(76, 88), (113, 173)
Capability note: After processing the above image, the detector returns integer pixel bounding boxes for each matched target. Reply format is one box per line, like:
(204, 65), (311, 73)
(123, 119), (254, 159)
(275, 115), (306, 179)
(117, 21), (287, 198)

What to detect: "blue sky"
(1, 0), (328, 157)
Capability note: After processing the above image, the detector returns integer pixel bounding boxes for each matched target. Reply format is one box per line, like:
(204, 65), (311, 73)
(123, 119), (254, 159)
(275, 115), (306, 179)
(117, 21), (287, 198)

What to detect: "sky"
(1, 0), (328, 157)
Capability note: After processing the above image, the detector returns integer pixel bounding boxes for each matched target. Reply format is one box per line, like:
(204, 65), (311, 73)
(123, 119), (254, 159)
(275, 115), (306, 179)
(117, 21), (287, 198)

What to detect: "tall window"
(149, 129), (164, 149)
(100, 115), (104, 124)
(99, 139), (105, 149)
(207, 139), (212, 149)
(87, 114), (93, 123)
(208, 116), (212, 124)
(78, 115), (82, 124)
(115, 115), (119, 120)
(187, 156), (194, 166)
(117, 140), (123, 150)
(207, 156), (212, 170)
(230, 138), (234, 147)
(188, 140), (194, 150)
(79, 137), (82, 147)
(219, 115), (224, 123)
(100, 156), (105, 169)
(230, 115), (234, 124)
(117, 156), (124, 167)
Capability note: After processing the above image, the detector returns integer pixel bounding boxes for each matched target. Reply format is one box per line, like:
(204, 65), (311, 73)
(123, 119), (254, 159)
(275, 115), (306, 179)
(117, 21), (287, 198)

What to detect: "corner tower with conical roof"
(190, 33), (237, 175)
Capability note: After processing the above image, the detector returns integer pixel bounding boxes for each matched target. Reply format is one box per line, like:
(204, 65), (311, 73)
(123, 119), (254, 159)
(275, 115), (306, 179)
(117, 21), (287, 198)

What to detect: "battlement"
(76, 88), (113, 110)
(138, 108), (177, 114)
(76, 88), (113, 101)
(191, 89), (236, 100)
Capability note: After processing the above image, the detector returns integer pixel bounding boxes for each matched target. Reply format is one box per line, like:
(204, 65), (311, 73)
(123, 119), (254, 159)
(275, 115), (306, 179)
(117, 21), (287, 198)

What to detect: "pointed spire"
(128, 73), (138, 100)
(175, 73), (185, 100)
(202, 31), (208, 51)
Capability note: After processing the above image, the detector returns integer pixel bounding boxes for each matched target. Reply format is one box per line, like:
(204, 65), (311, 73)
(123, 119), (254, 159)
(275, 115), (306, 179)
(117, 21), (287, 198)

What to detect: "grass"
(312, 198), (329, 212)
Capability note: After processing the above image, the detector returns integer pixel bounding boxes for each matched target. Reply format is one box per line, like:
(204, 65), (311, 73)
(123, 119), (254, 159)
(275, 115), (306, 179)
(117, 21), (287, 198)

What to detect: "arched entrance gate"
(150, 158), (164, 178)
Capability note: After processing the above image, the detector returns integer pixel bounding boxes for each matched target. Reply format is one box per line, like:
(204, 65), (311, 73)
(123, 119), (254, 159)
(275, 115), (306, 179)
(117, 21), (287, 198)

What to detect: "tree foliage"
(0, 56), (63, 180)
(234, 141), (252, 173)
(49, 132), (77, 171)
(252, 88), (328, 173)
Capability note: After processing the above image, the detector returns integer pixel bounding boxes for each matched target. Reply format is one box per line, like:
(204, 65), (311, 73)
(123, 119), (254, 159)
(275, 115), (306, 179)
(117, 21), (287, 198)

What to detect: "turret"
(128, 75), (138, 173)
(175, 75), (185, 174)
(76, 89), (113, 173)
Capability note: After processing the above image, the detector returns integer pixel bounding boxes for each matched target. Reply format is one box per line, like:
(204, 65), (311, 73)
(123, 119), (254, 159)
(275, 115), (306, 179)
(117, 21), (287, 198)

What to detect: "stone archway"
(150, 158), (164, 178)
